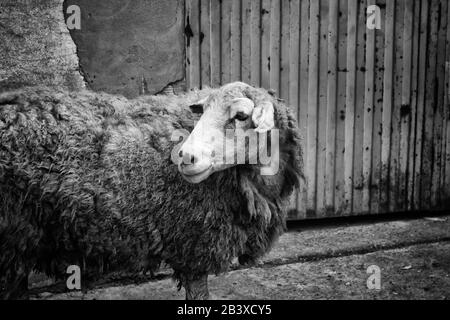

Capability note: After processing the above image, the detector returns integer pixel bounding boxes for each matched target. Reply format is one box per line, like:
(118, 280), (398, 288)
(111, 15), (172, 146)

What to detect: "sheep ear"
(189, 97), (207, 114)
(251, 101), (275, 133)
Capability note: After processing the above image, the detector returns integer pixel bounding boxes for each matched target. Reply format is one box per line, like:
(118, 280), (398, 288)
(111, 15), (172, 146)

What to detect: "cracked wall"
(63, 0), (185, 98)
(0, 0), (85, 91)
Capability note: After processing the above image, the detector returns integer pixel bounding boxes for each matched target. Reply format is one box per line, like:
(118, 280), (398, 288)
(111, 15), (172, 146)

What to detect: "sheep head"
(174, 82), (279, 184)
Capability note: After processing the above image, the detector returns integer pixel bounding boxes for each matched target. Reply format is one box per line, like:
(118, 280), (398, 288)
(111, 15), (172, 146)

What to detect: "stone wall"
(0, 0), (85, 91)
(0, 0), (185, 97)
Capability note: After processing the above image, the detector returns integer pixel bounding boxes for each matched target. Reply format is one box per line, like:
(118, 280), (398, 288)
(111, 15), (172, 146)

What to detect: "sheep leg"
(238, 253), (263, 267)
(184, 274), (209, 300)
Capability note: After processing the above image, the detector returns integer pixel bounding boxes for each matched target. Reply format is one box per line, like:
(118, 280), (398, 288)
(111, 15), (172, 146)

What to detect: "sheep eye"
(189, 104), (204, 114)
(234, 112), (249, 121)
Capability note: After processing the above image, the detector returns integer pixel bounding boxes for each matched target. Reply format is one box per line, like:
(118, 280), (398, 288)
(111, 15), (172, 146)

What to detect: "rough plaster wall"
(0, 0), (85, 91)
(64, 0), (185, 98)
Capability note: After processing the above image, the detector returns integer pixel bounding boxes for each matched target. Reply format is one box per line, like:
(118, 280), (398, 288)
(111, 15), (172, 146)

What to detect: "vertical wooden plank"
(353, 0), (366, 215)
(261, 0), (271, 89)
(316, 0), (329, 217)
(221, 0), (232, 84)
(389, 0), (404, 212)
(269, 0), (281, 93)
(414, 0), (429, 210)
(288, 0), (300, 218)
(280, 0), (290, 101)
(336, 0), (349, 215)
(421, 0), (439, 210)
(398, 0), (414, 211)
(344, 0), (358, 215)
(241, 0), (252, 84)
(250, 0), (261, 87)
(407, 0), (421, 211)
(289, 0), (300, 122)
(443, 3), (450, 205)
(200, 0), (211, 87)
(186, 0), (191, 89)
(231, 0), (241, 81)
(441, 0), (449, 207)
(370, 0), (386, 214)
(325, 0), (338, 215)
(210, 0), (221, 87)
(362, 0), (376, 214)
(297, 0), (310, 219)
(438, 1), (449, 208)
(186, 0), (201, 89)
(307, 0), (320, 217)
(431, 0), (448, 208)
(380, 0), (395, 213)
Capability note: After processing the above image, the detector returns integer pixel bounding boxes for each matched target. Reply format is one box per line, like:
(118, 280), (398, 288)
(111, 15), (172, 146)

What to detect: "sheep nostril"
(181, 152), (198, 166)
(179, 150), (183, 158)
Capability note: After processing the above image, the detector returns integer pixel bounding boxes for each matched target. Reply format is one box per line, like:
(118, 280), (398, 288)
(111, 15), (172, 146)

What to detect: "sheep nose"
(179, 150), (199, 165)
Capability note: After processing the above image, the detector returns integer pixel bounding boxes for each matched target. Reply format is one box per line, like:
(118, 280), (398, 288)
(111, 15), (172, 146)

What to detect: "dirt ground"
(32, 215), (450, 300)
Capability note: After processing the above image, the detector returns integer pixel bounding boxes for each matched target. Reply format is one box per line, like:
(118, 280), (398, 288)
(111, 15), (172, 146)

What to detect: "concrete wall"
(0, 0), (85, 91)
(64, 0), (185, 98)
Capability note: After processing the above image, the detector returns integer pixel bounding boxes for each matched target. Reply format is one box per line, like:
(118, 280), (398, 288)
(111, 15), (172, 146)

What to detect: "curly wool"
(0, 86), (303, 298)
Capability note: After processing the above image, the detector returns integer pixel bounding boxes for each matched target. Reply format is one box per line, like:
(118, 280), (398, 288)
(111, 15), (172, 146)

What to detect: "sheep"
(0, 82), (304, 299)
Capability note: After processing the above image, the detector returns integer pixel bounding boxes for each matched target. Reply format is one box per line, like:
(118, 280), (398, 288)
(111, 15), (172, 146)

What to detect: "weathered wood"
(186, 0), (201, 89)
(269, 0), (281, 93)
(432, 0), (448, 208)
(413, 0), (429, 210)
(183, 0), (450, 220)
(261, 0), (271, 89)
(389, 0), (404, 212)
(288, 0), (300, 218)
(353, 0), (367, 214)
(297, 0), (310, 219)
(362, 0), (376, 214)
(280, 0), (290, 102)
(407, 0), (421, 211)
(398, 0), (414, 211)
(325, 0), (338, 215)
(371, 0), (387, 214)
(336, 0), (348, 215)
(230, 0), (241, 81)
(241, 0), (252, 84)
(421, 0), (439, 210)
(289, 0), (300, 125)
(307, 0), (320, 216)
(220, 0), (231, 84)
(344, 0), (358, 215)
(210, 0), (221, 87)
(380, 0), (395, 213)
(316, 0), (329, 217)
(250, 0), (261, 87)
(444, 0), (450, 204)
(200, 0), (211, 87)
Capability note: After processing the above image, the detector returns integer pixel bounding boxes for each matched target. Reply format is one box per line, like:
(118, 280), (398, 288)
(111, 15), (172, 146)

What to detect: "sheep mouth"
(179, 165), (213, 184)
